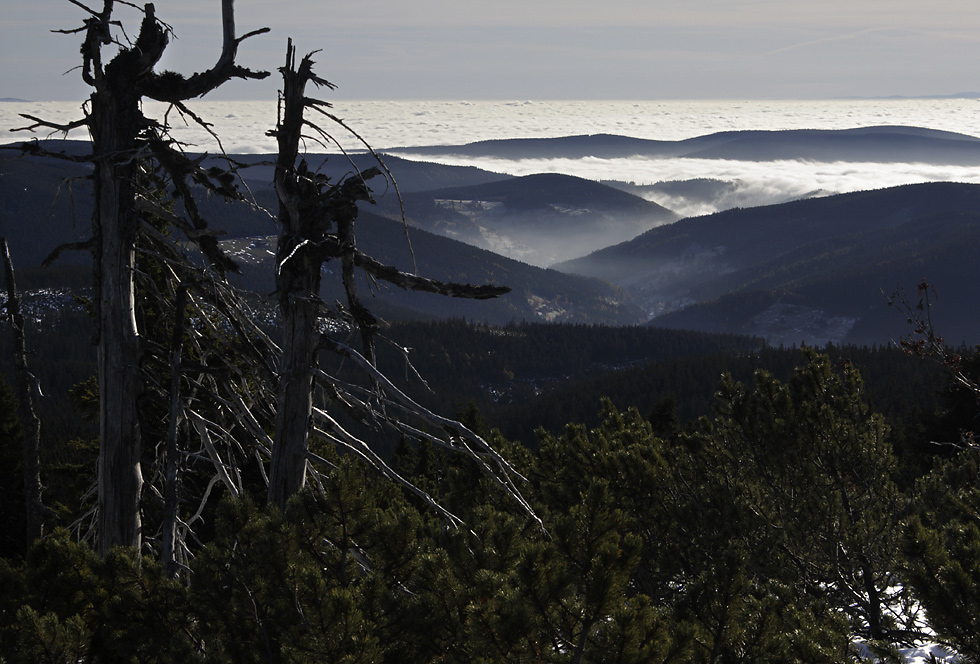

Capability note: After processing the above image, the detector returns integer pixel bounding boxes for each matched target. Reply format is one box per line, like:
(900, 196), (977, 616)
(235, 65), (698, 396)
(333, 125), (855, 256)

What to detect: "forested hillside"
(3, 336), (980, 661)
(0, 147), (646, 325)
(557, 181), (980, 345)
(5, 3), (980, 660)
(378, 172), (679, 265)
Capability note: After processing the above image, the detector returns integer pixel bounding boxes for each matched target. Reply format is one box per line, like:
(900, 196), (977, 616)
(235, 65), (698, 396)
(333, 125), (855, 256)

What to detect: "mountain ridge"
(379, 172), (679, 266)
(556, 181), (980, 344)
(0, 145), (645, 326)
(388, 126), (980, 165)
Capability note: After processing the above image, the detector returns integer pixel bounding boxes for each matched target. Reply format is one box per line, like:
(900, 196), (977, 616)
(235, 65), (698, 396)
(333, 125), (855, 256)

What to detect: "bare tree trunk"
(267, 42), (322, 508)
(162, 286), (188, 578)
(68, 0), (267, 555)
(0, 238), (43, 547)
(267, 290), (319, 505)
(90, 84), (147, 555)
(265, 42), (516, 511)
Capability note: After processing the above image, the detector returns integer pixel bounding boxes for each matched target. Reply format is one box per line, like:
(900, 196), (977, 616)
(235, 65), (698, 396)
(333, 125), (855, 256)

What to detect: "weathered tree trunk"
(265, 42), (516, 511)
(90, 81), (147, 555)
(0, 238), (44, 547)
(162, 286), (188, 578)
(267, 283), (320, 505)
(267, 42), (323, 508)
(69, 0), (268, 555)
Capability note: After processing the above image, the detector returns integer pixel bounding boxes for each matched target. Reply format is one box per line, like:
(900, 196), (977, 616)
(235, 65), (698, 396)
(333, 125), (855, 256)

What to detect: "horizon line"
(5, 93), (980, 104)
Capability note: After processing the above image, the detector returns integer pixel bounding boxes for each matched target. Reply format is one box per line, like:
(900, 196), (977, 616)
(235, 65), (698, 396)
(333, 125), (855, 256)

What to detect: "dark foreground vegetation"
(3, 333), (980, 662)
(5, 2), (980, 661)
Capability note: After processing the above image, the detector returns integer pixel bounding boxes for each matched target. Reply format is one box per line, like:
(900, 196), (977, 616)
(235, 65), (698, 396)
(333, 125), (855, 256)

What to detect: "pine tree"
(689, 350), (913, 647)
(903, 445), (980, 659)
(0, 531), (199, 662)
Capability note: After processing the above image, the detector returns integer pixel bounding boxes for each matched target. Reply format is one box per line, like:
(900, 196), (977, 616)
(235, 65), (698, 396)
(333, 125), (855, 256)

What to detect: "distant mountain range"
(0, 143), (644, 326)
(389, 126), (980, 165)
(206, 151), (677, 266)
(836, 92), (980, 100)
(556, 181), (980, 345)
(7, 130), (980, 341)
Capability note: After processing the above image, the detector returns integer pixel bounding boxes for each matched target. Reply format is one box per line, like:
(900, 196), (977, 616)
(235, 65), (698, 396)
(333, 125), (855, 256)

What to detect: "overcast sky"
(4, 0), (980, 101)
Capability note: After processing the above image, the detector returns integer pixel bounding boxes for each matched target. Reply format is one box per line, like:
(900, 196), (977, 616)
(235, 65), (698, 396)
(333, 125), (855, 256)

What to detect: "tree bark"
(162, 286), (188, 578)
(267, 284), (319, 506)
(75, 0), (267, 555)
(90, 83), (146, 555)
(0, 238), (44, 548)
(267, 42), (321, 508)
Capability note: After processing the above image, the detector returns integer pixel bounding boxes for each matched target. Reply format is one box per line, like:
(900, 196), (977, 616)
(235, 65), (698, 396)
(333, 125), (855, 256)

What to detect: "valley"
(5, 126), (980, 348)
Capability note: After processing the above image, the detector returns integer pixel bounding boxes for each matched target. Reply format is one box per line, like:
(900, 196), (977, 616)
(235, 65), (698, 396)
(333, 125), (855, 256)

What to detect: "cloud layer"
(414, 155), (980, 217)
(6, 98), (980, 218)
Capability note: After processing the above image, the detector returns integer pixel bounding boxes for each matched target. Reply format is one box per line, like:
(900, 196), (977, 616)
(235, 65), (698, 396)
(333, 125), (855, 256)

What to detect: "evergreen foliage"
(2, 348), (980, 661)
(903, 445), (980, 660)
(8, 5), (980, 661)
(3, 301), (974, 661)
(690, 350), (912, 643)
(0, 530), (197, 663)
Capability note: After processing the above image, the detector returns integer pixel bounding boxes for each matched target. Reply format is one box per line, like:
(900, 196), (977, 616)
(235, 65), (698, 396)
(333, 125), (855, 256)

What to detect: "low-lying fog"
(403, 154), (980, 218)
(7, 99), (980, 218)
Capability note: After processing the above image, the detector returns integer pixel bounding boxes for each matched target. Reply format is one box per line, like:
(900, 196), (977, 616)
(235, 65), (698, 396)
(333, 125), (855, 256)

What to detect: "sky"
(3, 0), (980, 101)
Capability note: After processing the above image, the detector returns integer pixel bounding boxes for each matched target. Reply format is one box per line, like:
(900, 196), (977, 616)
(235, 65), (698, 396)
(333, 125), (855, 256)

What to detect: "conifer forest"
(3, 2), (980, 663)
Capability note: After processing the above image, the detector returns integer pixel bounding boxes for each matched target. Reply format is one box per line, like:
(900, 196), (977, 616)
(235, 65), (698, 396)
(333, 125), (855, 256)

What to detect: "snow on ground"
(856, 642), (961, 663)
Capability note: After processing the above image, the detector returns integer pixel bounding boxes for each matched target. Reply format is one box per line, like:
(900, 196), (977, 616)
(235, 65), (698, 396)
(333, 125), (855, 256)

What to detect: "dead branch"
(352, 250), (510, 299)
(4, 140), (94, 163)
(12, 114), (90, 135)
(887, 280), (979, 396)
(142, 0), (270, 102)
(42, 239), (95, 267)
(313, 338), (538, 522)
(162, 284), (188, 579)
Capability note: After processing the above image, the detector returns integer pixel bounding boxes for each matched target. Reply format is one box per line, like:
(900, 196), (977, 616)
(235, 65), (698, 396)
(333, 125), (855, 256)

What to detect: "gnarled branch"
(143, 0), (270, 102)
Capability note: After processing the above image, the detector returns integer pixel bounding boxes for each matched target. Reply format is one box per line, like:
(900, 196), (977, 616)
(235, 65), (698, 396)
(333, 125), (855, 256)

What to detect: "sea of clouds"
(5, 98), (980, 216)
(406, 154), (980, 217)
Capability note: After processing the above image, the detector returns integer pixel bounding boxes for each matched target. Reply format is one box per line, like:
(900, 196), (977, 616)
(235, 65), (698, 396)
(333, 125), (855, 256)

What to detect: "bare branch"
(313, 338), (540, 524)
(308, 417), (466, 530)
(143, 0), (270, 102)
(188, 410), (241, 499)
(311, 108), (416, 272)
(2, 139), (94, 162)
(353, 250), (511, 299)
(1, 238), (45, 546)
(42, 239), (94, 267)
(12, 114), (90, 135)
(162, 285), (188, 579)
(65, 0), (100, 17)
(168, 101), (226, 152)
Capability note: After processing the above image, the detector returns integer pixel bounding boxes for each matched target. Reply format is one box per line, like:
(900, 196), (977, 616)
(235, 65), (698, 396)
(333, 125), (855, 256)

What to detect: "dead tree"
(13, 6), (537, 560)
(266, 43), (533, 517)
(0, 238), (44, 547)
(18, 0), (268, 555)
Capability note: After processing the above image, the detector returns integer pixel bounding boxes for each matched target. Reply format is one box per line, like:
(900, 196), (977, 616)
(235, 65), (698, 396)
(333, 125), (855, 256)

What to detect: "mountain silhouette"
(390, 126), (980, 165)
(556, 181), (980, 344)
(381, 172), (679, 266)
